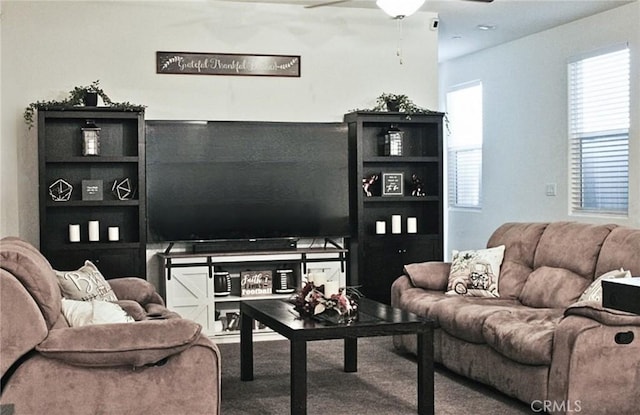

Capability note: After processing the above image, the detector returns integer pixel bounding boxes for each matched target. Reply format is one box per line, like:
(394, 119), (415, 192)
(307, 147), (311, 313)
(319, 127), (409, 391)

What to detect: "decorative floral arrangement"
(24, 80), (146, 129)
(291, 282), (362, 324)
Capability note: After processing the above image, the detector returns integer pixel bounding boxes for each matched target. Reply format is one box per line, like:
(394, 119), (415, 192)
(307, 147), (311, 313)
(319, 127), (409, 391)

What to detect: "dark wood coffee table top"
(240, 297), (433, 341)
(240, 297), (436, 415)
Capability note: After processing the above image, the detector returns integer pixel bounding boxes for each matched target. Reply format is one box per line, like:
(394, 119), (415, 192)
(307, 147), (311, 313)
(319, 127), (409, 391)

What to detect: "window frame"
(446, 81), (483, 209)
(568, 44), (630, 216)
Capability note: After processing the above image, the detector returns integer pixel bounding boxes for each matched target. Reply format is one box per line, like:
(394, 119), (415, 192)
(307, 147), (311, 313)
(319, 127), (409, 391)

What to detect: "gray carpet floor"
(218, 337), (534, 414)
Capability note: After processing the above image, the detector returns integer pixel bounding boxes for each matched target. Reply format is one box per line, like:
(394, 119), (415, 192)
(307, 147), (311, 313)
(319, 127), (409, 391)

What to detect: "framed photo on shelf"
(382, 173), (404, 196)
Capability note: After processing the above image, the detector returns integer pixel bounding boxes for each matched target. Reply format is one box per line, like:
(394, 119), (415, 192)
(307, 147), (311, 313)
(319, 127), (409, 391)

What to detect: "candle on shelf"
(407, 217), (418, 234)
(108, 226), (120, 241)
(69, 224), (80, 243)
(391, 215), (402, 234)
(324, 280), (340, 297)
(88, 220), (100, 242)
(375, 221), (386, 234)
(312, 271), (327, 288)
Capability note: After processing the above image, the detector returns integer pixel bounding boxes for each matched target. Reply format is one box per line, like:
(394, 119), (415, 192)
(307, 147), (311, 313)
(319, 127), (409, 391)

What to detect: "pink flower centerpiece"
(291, 282), (361, 324)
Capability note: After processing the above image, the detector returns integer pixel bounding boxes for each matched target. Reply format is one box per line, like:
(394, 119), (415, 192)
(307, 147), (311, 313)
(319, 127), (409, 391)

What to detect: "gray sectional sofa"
(391, 222), (640, 415)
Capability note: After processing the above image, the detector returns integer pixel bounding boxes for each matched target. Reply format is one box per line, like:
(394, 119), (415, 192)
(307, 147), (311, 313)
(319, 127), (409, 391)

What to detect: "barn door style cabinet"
(345, 111), (444, 304)
(38, 109), (146, 278)
(158, 248), (347, 341)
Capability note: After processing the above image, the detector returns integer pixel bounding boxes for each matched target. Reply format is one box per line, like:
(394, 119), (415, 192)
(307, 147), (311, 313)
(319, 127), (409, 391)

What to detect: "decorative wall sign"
(49, 178), (73, 202)
(156, 51), (300, 77)
(382, 172), (404, 196)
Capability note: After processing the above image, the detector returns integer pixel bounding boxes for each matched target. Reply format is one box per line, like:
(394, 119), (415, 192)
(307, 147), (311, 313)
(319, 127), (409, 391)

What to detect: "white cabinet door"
(164, 266), (216, 335)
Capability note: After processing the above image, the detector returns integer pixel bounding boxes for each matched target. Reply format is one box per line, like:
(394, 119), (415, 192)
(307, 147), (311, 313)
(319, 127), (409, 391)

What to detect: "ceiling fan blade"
(466, 0), (494, 2)
(305, 0), (352, 9)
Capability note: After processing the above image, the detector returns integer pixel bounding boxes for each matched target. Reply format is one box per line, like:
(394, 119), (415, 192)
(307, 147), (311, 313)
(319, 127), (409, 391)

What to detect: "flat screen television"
(146, 120), (350, 244)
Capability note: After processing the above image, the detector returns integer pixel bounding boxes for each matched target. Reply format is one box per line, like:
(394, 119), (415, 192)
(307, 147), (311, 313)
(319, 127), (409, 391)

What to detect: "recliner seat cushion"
(482, 308), (563, 365)
(429, 296), (523, 343)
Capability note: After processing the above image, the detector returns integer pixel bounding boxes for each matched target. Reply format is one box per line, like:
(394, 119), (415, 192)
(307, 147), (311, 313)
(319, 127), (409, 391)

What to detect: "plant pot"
(385, 100), (399, 112)
(83, 92), (98, 107)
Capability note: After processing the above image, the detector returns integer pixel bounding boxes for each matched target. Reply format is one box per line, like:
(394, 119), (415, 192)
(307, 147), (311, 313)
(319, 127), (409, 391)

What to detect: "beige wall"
(441, 2), (640, 253)
(0, 0), (439, 244)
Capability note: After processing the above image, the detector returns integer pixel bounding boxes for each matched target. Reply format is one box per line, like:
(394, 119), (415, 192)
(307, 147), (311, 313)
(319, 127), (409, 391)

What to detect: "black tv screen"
(146, 120), (350, 243)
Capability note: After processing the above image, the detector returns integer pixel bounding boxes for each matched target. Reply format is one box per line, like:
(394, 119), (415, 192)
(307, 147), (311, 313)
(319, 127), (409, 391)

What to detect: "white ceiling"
(224, 0), (635, 61)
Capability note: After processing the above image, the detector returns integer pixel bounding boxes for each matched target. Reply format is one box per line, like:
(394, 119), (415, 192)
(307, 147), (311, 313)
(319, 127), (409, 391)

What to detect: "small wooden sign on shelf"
(240, 270), (273, 296)
(82, 180), (103, 201)
(382, 172), (404, 196)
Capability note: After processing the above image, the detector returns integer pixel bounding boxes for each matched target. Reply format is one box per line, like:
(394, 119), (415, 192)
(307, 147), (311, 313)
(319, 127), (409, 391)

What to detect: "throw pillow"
(446, 245), (506, 297)
(61, 298), (134, 327)
(55, 260), (118, 302)
(578, 268), (631, 302)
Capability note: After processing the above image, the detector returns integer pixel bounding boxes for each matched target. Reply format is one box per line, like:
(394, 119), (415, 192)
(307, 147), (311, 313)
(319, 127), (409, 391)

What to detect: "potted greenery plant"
(24, 80), (144, 129)
(372, 93), (439, 118)
(69, 80), (112, 107)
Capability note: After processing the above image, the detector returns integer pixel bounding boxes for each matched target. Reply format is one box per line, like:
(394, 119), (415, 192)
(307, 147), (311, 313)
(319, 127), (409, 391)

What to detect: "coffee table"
(240, 298), (435, 415)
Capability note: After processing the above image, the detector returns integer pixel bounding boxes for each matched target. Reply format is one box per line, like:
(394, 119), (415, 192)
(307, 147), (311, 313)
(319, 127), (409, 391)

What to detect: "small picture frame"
(382, 173), (404, 196)
(82, 180), (104, 201)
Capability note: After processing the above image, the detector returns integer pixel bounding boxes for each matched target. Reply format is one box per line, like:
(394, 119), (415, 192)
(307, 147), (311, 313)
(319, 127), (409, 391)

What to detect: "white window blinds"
(568, 45), (630, 214)
(447, 82), (483, 208)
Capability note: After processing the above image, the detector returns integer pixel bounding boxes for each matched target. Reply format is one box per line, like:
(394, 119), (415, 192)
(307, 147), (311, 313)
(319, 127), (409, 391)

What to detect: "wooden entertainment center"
(158, 246), (347, 342)
(37, 110), (444, 337)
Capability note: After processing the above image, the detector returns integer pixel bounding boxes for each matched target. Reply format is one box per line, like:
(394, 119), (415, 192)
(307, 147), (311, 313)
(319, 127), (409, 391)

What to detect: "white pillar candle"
(69, 224), (80, 243)
(391, 215), (402, 234)
(310, 270), (327, 287)
(407, 217), (418, 234)
(108, 226), (120, 241)
(88, 220), (100, 242)
(375, 221), (386, 234)
(324, 280), (340, 297)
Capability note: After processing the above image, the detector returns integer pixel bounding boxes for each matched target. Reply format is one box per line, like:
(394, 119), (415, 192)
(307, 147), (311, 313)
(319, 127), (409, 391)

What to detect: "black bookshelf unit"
(345, 111), (444, 304)
(38, 108), (146, 278)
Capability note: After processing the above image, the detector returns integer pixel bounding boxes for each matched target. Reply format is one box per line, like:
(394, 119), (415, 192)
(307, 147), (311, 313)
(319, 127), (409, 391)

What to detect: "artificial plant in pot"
(372, 93), (439, 118)
(24, 80), (145, 129)
(69, 80), (112, 107)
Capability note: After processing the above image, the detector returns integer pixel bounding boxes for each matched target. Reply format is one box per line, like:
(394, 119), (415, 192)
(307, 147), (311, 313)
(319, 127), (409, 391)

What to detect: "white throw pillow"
(446, 245), (506, 298)
(62, 298), (134, 327)
(578, 268), (632, 302)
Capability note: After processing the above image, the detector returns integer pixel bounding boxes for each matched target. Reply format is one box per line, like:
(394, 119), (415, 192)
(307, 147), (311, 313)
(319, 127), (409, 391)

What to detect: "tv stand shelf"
(158, 247), (347, 343)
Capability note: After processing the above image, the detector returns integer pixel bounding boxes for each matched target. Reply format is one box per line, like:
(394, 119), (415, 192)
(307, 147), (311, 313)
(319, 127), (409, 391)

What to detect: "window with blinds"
(568, 45), (630, 215)
(446, 82), (483, 208)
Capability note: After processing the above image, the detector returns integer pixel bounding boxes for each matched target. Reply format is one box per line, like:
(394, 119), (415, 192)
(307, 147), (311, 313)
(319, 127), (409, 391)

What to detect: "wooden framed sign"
(240, 270), (273, 296)
(156, 51), (300, 77)
(382, 172), (404, 196)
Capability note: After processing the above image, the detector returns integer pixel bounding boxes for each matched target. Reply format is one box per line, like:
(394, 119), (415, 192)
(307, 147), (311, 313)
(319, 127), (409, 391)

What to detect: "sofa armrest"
(548, 309), (640, 414)
(565, 300), (640, 326)
(403, 261), (451, 291)
(109, 277), (165, 306)
(36, 318), (202, 368)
